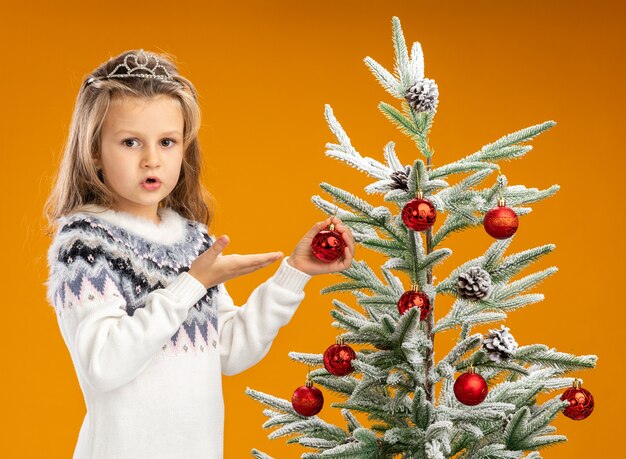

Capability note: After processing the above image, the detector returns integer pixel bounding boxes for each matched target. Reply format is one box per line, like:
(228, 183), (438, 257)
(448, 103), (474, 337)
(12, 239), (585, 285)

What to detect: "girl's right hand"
(187, 235), (284, 289)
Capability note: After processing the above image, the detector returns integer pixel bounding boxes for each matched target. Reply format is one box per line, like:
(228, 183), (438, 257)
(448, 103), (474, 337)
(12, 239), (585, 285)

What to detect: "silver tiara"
(86, 49), (174, 85)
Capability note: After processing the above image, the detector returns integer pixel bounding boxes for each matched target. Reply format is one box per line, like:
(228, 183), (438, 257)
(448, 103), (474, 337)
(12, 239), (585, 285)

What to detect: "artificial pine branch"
(251, 449), (274, 459)
(246, 15), (597, 458)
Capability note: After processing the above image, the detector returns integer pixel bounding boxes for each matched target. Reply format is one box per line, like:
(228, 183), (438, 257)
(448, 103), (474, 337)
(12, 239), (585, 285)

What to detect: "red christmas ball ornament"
(292, 376), (324, 417)
(397, 285), (432, 320)
(311, 221), (346, 263)
(323, 337), (357, 376)
(401, 191), (436, 232)
(560, 379), (594, 420)
(454, 367), (488, 406)
(483, 198), (519, 239)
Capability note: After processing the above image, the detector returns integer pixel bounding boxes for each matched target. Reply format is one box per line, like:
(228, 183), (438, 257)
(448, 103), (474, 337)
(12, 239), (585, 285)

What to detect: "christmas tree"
(245, 16), (597, 459)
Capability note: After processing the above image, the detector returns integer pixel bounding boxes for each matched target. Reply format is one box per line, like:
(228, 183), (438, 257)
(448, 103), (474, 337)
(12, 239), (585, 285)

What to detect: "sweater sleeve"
(47, 237), (208, 393)
(217, 255), (313, 376)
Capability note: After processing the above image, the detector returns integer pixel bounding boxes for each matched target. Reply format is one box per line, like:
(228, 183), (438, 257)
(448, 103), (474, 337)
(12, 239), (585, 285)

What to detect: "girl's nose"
(141, 144), (161, 167)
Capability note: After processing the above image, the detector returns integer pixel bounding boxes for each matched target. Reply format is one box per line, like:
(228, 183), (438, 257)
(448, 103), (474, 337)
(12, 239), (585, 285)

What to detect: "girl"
(43, 49), (355, 459)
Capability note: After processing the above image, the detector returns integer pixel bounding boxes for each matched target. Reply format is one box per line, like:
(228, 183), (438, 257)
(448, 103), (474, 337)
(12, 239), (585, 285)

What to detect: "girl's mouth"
(141, 179), (161, 191)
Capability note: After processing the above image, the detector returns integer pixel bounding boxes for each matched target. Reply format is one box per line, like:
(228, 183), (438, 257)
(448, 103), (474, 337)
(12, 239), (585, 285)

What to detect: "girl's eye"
(121, 138), (177, 148)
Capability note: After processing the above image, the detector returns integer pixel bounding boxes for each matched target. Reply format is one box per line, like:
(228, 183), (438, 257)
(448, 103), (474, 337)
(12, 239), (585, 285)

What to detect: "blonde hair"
(42, 49), (215, 238)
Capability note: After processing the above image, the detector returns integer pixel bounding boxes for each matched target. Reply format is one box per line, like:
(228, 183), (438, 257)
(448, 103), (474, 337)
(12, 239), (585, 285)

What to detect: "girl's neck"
(109, 204), (162, 226)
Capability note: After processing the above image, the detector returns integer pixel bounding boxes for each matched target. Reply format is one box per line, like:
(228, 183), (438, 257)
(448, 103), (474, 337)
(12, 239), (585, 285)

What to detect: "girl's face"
(96, 94), (185, 224)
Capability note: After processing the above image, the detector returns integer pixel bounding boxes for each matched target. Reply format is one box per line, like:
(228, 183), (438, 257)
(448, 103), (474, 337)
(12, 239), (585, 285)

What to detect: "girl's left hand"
(286, 217), (355, 276)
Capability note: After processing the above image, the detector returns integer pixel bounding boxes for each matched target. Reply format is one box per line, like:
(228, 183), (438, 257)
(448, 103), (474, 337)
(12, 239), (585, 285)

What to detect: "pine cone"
(482, 325), (519, 362)
(404, 78), (439, 113)
(457, 266), (491, 300)
(388, 165), (412, 191)
(502, 412), (514, 430)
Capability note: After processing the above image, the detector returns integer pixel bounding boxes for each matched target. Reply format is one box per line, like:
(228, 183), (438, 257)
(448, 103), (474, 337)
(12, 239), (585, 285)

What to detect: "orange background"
(2, 0), (623, 457)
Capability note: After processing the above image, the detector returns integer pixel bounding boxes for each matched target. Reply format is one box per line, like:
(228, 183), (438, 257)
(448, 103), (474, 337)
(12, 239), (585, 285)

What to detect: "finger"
(345, 235), (354, 258)
(328, 251), (351, 274)
(319, 216), (344, 233)
(238, 254), (283, 274)
(304, 220), (332, 239)
(334, 222), (352, 238)
(241, 252), (284, 267)
(209, 235), (229, 258)
(335, 224), (355, 252)
(340, 246), (353, 269)
(266, 251), (284, 262)
(214, 234), (229, 245)
(346, 227), (355, 247)
(330, 217), (345, 232)
(337, 224), (354, 243)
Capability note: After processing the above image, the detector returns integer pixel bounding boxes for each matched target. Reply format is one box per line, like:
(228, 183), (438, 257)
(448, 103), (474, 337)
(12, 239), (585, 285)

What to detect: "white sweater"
(45, 204), (312, 458)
